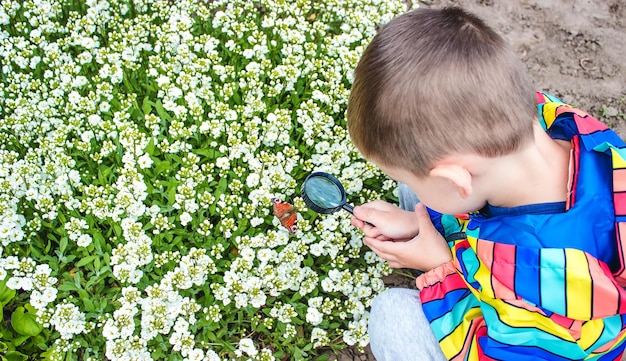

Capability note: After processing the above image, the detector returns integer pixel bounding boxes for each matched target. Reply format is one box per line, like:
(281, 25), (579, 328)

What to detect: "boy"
(347, 7), (626, 361)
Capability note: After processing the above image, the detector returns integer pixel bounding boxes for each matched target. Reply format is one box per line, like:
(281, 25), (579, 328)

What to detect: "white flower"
(72, 76), (88, 88)
(137, 153), (153, 169)
(180, 212), (192, 226)
(250, 217), (264, 227)
(167, 86), (183, 100)
(0, 11), (9, 25)
(245, 173), (259, 187)
(215, 157), (229, 169)
(77, 233), (92, 247)
(242, 48), (254, 59)
(128, 202), (146, 219)
(67, 90), (81, 104)
(311, 327), (329, 348)
(50, 303), (87, 339)
(79, 36), (98, 49)
(185, 348), (204, 361)
(6, 277), (33, 291)
(225, 110), (237, 121)
(306, 307), (323, 326)
(206, 350), (220, 361)
(238, 338), (257, 356)
(77, 51), (93, 64)
(30, 287), (58, 309)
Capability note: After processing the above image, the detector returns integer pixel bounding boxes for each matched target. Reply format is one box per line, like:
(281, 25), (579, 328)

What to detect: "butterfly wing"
(272, 198), (298, 234)
(280, 212), (298, 234)
(271, 198), (290, 217)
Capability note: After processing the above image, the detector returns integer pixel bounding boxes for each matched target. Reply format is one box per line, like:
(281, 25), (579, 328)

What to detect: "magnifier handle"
(342, 203), (355, 214)
(342, 204), (375, 227)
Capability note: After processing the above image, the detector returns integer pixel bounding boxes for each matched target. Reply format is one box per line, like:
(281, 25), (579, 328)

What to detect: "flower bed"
(0, 0), (411, 359)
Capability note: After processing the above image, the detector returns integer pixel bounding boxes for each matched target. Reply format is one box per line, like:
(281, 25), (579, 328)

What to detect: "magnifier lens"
(303, 176), (343, 209)
(301, 172), (374, 226)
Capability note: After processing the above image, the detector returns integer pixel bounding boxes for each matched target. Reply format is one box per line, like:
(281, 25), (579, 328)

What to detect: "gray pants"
(368, 184), (447, 361)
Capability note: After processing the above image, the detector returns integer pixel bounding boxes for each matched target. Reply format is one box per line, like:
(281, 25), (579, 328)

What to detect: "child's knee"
(371, 287), (421, 318)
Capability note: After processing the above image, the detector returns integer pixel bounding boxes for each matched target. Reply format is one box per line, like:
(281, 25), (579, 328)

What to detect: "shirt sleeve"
(416, 253), (483, 360)
(416, 236), (626, 360)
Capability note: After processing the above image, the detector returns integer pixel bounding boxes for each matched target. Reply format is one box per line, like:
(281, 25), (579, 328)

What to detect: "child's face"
(377, 163), (486, 215)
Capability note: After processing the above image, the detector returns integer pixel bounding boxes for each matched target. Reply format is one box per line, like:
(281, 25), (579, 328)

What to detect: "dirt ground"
(331, 0), (626, 360)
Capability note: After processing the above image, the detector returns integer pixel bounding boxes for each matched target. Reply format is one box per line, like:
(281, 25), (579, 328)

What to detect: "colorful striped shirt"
(416, 92), (626, 360)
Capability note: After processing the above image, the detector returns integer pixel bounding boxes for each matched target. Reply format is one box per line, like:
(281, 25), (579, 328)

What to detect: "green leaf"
(85, 268), (111, 290)
(82, 296), (96, 313)
(11, 334), (29, 347)
(195, 148), (218, 158)
(142, 97), (153, 115)
(58, 281), (80, 292)
(154, 160), (171, 175)
(93, 231), (106, 254)
(313, 353), (330, 361)
(232, 88), (242, 105)
(167, 181), (177, 206)
(291, 292), (303, 302)
(11, 305), (43, 337)
(154, 100), (171, 121)
(59, 236), (68, 254)
(76, 255), (97, 268)
(303, 255), (314, 267)
(39, 348), (57, 361)
(290, 91), (301, 107)
(4, 351), (28, 361)
(0, 278), (16, 307)
(145, 136), (155, 155)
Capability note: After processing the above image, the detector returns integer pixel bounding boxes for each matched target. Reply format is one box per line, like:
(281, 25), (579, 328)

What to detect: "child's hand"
(359, 203), (452, 271)
(351, 200), (419, 242)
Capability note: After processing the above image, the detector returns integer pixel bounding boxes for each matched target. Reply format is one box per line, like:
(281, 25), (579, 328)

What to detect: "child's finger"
(414, 203), (435, 231)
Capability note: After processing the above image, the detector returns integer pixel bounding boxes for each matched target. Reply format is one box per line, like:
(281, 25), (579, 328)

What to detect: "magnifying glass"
(301, 172), (374, 226)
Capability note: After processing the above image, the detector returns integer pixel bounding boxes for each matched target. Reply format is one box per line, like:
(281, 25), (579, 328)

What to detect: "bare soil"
(330, 0), (626, 359)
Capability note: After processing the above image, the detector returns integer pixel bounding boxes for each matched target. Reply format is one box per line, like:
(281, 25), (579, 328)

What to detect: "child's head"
(347, 7), (537, 178)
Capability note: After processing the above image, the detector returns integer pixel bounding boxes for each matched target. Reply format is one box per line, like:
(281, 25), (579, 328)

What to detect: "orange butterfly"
(271, 198), (298, 234)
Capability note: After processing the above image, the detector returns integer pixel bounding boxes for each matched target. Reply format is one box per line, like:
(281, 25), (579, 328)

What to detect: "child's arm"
(353, 203), (452, 270)
(351, 200), (419, 241)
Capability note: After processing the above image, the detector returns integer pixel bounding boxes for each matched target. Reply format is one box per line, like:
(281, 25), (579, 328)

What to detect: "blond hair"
(347, 7), (536, 176)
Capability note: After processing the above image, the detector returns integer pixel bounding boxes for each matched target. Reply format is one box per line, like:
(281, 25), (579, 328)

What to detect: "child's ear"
(429, 164), (473, 199)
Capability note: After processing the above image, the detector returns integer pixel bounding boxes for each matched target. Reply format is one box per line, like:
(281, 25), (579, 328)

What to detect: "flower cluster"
(0, 256), (58, 310)
(0, 0), (413, 359)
